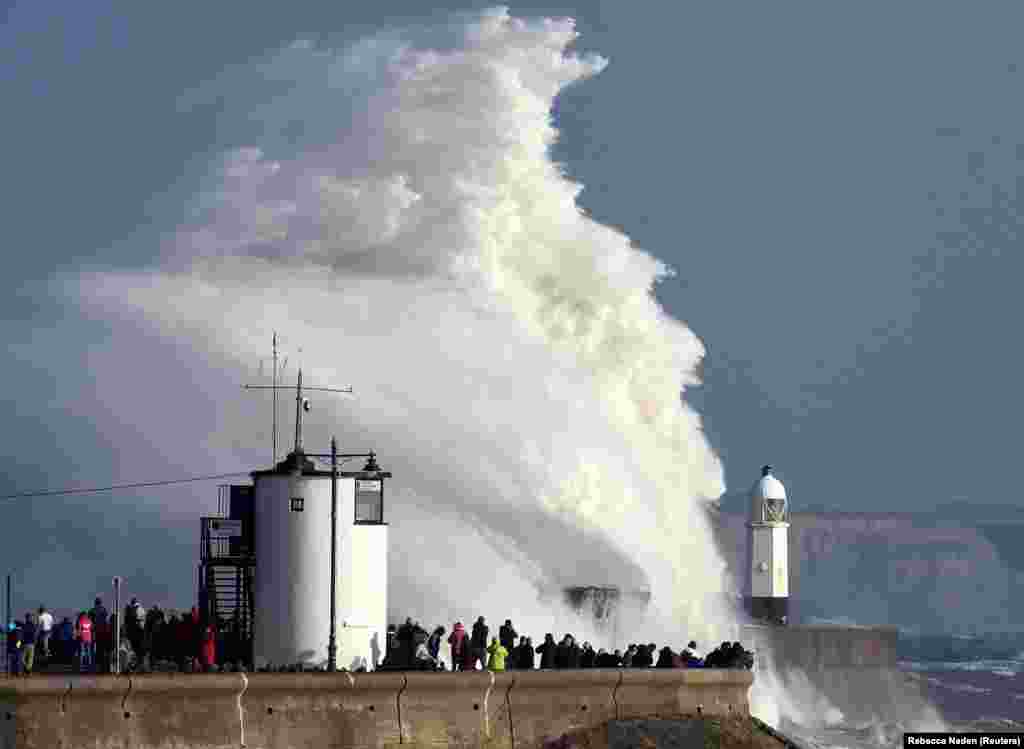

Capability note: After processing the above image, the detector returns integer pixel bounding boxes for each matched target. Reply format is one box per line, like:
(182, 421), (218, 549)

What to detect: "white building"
(251, 450), (390, 671)
(745, 465), (789, 624)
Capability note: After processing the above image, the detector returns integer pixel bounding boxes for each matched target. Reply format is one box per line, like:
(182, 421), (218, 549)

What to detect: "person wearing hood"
(553, 635), (568, 669)
(469, 617), (488, 671)
(535, 633), (556, 669)
(461, 636), (479, 671)
(486, 637), (508, 672)
(655, 646), (675, 668)
(566, 635), (581, 669)
(498, 619), (517, 667)
(514, 636), (533, 670)
(397, 618), (416, 668)
(427, 626), (445, 664)
(448, 622), (467, 671)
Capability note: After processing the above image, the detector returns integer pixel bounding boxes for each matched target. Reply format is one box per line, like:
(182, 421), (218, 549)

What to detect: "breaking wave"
(64, 8), (730, 646)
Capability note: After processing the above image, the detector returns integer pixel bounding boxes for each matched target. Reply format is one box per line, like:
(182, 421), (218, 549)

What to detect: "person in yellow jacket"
(486, 637), (508, 672)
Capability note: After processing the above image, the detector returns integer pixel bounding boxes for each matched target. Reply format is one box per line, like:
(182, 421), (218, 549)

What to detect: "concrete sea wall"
(0, 668), (753, 749)
(742, 624), (933, 724)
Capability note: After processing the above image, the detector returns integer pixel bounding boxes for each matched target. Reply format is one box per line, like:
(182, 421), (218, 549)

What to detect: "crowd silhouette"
(6, 604), (755, 676)
(373, 616), (754, 673)
(5, 598), (245, 676)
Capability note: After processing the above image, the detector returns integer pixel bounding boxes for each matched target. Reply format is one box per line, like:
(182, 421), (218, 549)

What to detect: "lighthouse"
(745, 465), (789, 624)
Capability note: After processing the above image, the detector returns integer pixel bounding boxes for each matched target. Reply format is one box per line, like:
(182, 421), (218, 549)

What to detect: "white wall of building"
(339, 524), (388, 671)
(252, 471), (388, 670)
(253, 472), (360, 668)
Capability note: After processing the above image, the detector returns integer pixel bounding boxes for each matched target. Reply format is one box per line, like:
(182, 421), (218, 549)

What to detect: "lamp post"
(113, 577), (122, 675)
(327, 437), (339, 672)
(303, 444), (390, 672)
(5, 574), (10, 675)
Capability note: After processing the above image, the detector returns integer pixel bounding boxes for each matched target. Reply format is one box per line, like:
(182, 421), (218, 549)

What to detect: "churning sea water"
(770, 653), (1024, 749)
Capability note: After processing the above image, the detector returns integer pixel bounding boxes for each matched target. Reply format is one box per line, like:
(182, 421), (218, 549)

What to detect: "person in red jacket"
(76, 611), (94, 673)
(200, 620), (217, 672)
(447, 622), (467, 672)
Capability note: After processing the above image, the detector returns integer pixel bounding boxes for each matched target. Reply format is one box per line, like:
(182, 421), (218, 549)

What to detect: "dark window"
(290, 497), (304, 512)
(355, 480), (383, 524)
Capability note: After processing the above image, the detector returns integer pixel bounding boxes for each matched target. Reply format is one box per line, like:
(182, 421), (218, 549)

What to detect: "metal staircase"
(198, 485), (255, 667)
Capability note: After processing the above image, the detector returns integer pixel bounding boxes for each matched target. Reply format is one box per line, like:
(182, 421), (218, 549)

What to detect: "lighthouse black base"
(747, 596), (788, 624)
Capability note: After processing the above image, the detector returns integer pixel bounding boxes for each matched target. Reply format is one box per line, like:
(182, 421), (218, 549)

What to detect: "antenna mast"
(244, 362), (352, 462)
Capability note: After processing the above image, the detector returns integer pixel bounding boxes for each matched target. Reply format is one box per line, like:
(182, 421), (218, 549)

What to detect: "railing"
(217, 484), (230, 518)
(200, 517), (253, 563)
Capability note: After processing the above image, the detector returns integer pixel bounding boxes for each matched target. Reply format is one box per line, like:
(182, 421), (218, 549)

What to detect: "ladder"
(202, 562), (255, 667)
(199, 513), (255, 668)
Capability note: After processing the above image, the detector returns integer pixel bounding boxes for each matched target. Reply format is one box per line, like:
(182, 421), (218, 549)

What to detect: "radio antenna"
(244, 358), (352, 459)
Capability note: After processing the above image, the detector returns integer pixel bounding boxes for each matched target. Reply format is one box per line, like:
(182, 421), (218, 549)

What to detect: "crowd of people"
(4, 598), (248, 676)
(6, 605), (755, 676)
(377, 616), (755, 673)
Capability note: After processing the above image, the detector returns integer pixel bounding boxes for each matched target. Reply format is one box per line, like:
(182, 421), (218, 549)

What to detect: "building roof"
(750, 465), (787, 521)
(750, 466), (787, 502)
(250, 450), (392, 480)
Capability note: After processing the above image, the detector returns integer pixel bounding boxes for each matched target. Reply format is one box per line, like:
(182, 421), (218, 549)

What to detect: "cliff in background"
(713, 510), (1024, 635)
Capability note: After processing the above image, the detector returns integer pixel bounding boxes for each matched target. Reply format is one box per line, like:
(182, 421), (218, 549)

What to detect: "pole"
(113, 577), (121, 675)
(272, 332), (278, 465)
(327, 437), (338, 672)
(294, 369), (304, 454)
(5, 574), (10, 675)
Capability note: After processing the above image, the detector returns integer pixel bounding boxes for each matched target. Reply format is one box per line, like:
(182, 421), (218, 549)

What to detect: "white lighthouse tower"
(248, 368), (391, 671)
(745, 465), (789, 624)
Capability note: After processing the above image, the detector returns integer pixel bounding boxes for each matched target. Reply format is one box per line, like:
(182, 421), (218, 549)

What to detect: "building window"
(290, 497), (305, 512)
(355, 480), (383, 524)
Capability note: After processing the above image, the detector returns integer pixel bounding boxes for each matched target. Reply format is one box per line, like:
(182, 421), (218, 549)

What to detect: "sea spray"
(69, 8), (728, 646)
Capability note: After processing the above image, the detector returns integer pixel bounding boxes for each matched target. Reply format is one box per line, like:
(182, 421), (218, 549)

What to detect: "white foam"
(64, 7), (730, 646)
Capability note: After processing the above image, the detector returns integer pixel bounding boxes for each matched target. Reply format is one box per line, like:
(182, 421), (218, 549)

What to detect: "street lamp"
(328, 438), (339, 672)
(5, 574), (10, 675)
(113, 577), (122, 675)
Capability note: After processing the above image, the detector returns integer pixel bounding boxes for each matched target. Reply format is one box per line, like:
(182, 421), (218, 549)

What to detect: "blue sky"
(2, 1), (1023, 616)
